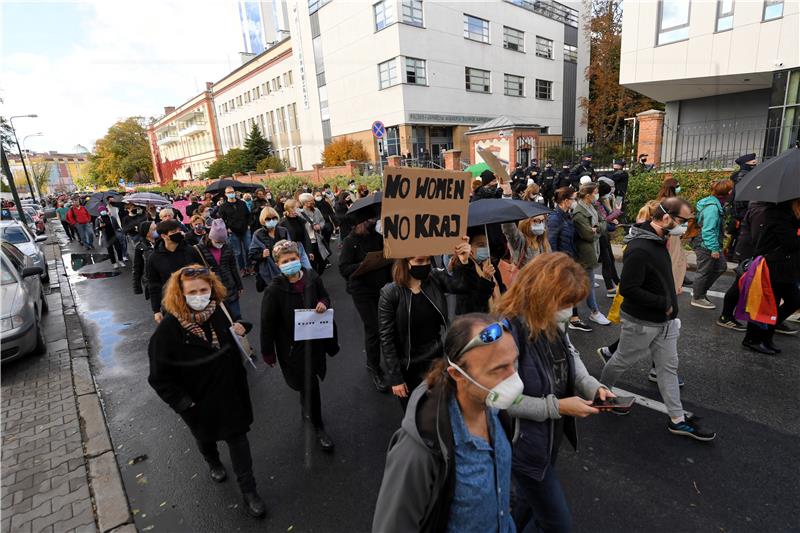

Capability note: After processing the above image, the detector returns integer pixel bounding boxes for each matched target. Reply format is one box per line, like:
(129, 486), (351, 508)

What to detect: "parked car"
(0, 220), (49, 283)
(4, 207), (46, 235)
(0, 241), (48, 363)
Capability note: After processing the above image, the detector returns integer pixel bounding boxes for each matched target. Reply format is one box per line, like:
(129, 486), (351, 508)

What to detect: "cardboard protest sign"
(380, 166), (471, 259)
(476, 146), (510, 184)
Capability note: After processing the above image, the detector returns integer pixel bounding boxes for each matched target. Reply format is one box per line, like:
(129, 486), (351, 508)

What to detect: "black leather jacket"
(378, 262), (475, 386)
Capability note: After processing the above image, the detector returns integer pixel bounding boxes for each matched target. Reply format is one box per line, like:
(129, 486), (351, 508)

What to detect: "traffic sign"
(372, 121), (385, 139)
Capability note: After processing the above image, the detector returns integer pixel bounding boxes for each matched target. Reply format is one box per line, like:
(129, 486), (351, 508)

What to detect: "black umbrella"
(735, 145), (800, 203)
(345, 192), (382, 224)
(204, 178), (262, 194)
(86, 191), (123, 216)
(467, 198), (552, 227)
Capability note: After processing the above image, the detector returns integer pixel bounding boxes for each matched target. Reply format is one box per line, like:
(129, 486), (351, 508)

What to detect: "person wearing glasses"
(147, 266), (265, 519)
(260, 240), (339, 451)
(494, 252), (611, 533)
(372, 313), (521, 533)
(249, 206), (290, 292)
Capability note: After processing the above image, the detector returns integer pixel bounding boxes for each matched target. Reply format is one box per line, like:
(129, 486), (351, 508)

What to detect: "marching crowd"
(41, 152), (799, 530)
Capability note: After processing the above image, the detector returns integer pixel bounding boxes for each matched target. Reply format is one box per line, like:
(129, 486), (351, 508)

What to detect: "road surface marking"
(594, 275), (726, 299)
(611, 386), (693, 419)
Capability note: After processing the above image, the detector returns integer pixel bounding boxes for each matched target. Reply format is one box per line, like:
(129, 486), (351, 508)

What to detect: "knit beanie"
(208, 219), (228, 242)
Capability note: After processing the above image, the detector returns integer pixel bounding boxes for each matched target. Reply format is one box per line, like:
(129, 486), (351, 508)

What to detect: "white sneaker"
(112, 262), (120, 269)
(119, 260), (127, 267)
(589, 311), (611, 325)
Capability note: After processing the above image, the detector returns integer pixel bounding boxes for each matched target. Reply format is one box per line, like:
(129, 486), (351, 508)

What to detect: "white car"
(0, 220), (48, 283)
(1, 241), (48, 363)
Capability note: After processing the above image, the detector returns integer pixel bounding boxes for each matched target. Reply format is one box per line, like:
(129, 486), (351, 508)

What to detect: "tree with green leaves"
(243, 123), (272, 170)
(202, 148), (252, 179)
(86, 117), (152, 187)
(29, 160), (51, 194)
(0, 117), (15, 154)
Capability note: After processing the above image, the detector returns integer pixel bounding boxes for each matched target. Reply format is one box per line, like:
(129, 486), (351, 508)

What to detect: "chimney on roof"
(206, 81), (213, 91)
(239, 52), (256, 65)
(164, 106), (176, 115)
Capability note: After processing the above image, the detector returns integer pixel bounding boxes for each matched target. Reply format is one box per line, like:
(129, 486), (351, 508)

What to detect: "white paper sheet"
(294, 309), (334, 341)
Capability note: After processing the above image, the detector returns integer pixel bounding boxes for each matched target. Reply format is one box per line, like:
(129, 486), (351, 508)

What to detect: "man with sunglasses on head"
(373, 313), (521, 533)
(599, 197), (716, 441)
(148, 219), (202, 323)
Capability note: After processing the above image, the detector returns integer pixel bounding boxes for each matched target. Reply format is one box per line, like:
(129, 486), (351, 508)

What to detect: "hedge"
(624, 169), (732, 221)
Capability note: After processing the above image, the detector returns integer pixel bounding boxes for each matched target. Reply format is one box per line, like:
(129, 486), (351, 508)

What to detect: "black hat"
(582, 153), (592, 158)
(598, 181), (612, 197)
(735, 153), (756, 165)
(638, 153), (648, 159)
(562, 162), (571, 168)
(480, 169), (497, 185)
(613, 159), (624, 166)
(545, 160), (553, 166)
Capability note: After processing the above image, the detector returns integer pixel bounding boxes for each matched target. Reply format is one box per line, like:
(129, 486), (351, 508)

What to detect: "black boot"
(209, 461), (227, 483)
(316, 428), (334, 452)
(742, 339), (778, 355)
(763, 339), (782, 354)
(242, 490), (266, 518)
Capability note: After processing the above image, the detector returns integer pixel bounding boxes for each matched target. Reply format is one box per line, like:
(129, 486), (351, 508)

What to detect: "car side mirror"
(35, 235), (47, 243)
(22, 266), (43, 278)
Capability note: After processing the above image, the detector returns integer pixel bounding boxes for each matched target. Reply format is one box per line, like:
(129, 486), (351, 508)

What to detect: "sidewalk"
(1, 225), (133, 533)
(611, 243), (737, 272)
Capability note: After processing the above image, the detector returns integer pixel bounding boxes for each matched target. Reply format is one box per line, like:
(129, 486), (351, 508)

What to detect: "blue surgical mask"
(475, 246), (491, 263)
(675, 186), (682, 193)
(226, 192), (236, 199)
(279, 260), (302, 276)
(265, 219), (279, 229)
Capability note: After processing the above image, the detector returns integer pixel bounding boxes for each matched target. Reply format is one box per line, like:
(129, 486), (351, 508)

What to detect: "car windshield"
(0, 260), (15, 285)
(1, 227), (30, 245)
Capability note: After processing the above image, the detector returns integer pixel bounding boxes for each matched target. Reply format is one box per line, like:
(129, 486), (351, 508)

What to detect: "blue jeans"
(225, 297), (241, 321)
(75, 223), (94, 248)
(228, 230), (251, 270)
(513, 465), (572, 533)
(585, 267), (598, 313)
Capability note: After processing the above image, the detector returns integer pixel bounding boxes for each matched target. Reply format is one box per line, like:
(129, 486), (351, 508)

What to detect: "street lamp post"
(9, 114), (40, 203)
(22, 133), (44, 200)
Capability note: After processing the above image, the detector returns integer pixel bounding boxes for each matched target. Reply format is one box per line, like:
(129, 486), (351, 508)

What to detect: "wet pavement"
(61, 233), (800, 533)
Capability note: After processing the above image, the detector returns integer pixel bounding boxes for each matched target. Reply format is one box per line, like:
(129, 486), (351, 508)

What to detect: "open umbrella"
(467, 198), (552, 227)
(735, 145), (800, 203)
(346, 192), (382, 224)
(204, 178), (262, 194)
(465, 162), (491, 177)
(123, 192), (171, 208)
(85, 191), (123, 216)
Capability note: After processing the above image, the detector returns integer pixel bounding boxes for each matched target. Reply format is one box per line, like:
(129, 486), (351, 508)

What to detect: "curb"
(47, 225), (134, 533)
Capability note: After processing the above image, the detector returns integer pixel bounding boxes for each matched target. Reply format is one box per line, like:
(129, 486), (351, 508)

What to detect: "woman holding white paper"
(260, 240), (339, 451)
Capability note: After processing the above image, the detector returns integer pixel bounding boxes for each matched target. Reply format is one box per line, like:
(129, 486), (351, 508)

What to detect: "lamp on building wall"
(9, 114), (41, 202)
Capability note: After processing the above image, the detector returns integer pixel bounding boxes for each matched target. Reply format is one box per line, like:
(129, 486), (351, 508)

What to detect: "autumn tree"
(580, 0), (662, 142)
(321, 137), (368, 167)
(86, 117), (152, 187)
(29, 161), (51, 194)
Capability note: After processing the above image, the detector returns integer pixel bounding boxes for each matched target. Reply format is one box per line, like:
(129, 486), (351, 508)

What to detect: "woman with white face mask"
(502, 214), (552, 286)
(147, 266), (265, 519)
(494, 252), (613, 533)
(191, 219), (244, 320)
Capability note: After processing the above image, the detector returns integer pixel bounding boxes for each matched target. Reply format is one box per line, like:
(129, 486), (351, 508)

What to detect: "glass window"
(787, 70), (800, 105)
(657, 0), (691, 45)
(374, 0), (396, 31)
(535, 36), (553, 59)
(504, 74), (524, 97)
(464, 14), (489, 43)
(503, 26), (524, 52)
(535, 79), (552, 100)
(321, 119), (332, 145)
(288, 70), (293, 86)
(763, 0), (783, 20)
(386, 126), (400, 156)
(465, 67), (491, 93)
(401, 0), (423, 26)
(716, 0), (734, 31)
(379, 58), (399, 89)
(1, 226), (29, 245)
(405, 57), (426, 85)
(564, 44), (578, 62)
(268, 111), (276, 137)
(277, 107), (286, 133)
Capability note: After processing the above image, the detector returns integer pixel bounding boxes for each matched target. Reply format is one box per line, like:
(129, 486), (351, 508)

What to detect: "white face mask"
(448, 359), (524, 409)
(185, 293), (211, 311)
(212, 241), (225, 249)
(668, 222), (688, 236)
(374, 219), (383, 235)
(527, 178), (535, 187)
(569, 200), (577, 210)
(554, 307), (573, 323)
(530, 223), (545, 235)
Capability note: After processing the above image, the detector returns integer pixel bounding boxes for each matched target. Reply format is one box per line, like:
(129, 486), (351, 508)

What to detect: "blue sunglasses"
(456, 318), (511, 359)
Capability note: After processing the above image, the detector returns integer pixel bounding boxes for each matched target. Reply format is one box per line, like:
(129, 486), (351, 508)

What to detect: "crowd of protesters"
(32, 149), (797, 529)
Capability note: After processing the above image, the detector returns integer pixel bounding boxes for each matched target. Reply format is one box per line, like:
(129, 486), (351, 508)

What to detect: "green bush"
(624, 169), (732, 221)
(256, 155), (287, 173)
(256, 174), (383, 197)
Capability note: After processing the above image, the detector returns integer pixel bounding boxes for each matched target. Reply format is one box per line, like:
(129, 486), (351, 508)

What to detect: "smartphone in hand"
(591, 396), (635, 412)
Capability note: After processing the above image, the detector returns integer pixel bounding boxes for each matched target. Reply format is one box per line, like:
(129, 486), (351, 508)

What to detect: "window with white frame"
(503, 26), (524, 52)
(401, 0), (423, 26)
(715, 0), (734, 31)
(763, 0), (783, 20)
(535, 36), (553, 59)
(464, 14), (489, 43)
(405, 57), (426, 85)
(657, 0), (691, 45)
(504, 74), (524, 97)
(374, 0), (396, 31)
(564, 44), (578, 62)
(287, 70), (294, 86)
(378, 58), (399, 89)
(277, 107), (286, 133)
(465, 67), (491, 93)
(535, 79), (552, 100)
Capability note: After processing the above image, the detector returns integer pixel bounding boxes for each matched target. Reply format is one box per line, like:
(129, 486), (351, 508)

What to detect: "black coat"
(454, 260), (495, 315)
(338, 230), (392, 298)
(132, 239), (154, 298)
(192, 241), (243, 300)
(278, 216), (313, 253)
(260, 269), (337, 391)
(146, 241), (201, 312)
(756, 202), (800, 284)
(378, 263), (475, 386)
(611, 169), (629, 196)
(147, 308), (253, 442)
(218, 199), (251, 236)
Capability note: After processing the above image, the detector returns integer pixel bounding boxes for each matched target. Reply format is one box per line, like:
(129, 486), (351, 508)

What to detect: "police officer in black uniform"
(555, 162), (573, 190)
(725, 152), (757, 255)
(569, 153), (596, 188)
(540, 160), (557, 208)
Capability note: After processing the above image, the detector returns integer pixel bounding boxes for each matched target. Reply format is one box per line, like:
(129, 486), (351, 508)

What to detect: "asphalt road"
(59, 230), (799, 533)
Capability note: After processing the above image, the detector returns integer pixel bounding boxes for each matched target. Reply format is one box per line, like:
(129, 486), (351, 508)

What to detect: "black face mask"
(409, 264), (432, 281)
(741, 163), (755, 171)
(193, 226), (206, 234)
(168, 232), (184, 244)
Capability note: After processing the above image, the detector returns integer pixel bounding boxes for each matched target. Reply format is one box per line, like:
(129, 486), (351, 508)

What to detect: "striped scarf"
(177, 300), (220, 348)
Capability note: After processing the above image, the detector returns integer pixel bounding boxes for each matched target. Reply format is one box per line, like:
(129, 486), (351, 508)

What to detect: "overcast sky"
(1, 0), (244, 153)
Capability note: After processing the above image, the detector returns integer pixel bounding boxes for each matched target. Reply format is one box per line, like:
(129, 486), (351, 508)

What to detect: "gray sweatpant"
(600, 314), (684, 418)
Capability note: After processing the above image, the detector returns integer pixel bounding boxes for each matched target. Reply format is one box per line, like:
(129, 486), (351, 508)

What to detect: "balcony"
(178, 122), (207, 137)
(156, 134), (180, 146)
(505, 0), (579, 27)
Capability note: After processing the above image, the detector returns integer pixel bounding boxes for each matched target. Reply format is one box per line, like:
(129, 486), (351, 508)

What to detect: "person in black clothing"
(148, 219), (200, 323)
(193, 219), (244, 320)
(633, 153), (651, 174)
(249, 189), (271, 233)
(278, 199), (315, 263)
(185, 196), (201, 218)
(610, 158), (629, 215)
(314, 190), (337, 247)
(132, 221), (157, 299)
(451, 227), (496, 315)
(217, 186), (252, 273)
(338, 218), (393, 392)
(184, 214), (208, 247)
(472, 170), (508, 293)
(260, 240), (338, 451)
(554, 162), (573, 190)
(147, 266), (265, 518)
(725, 153), (757, 255)
(540, 161), (557, 208)
(511, 163), (525, 182)
(378, 238), (475, 410)
(95, 208), (126, 268)
(334, 191), (354, 241)
(473, 170), (503, 200)
(569, 153), (596, 188)
(249, 206), (289, 292)
(741, 200), (800, 354)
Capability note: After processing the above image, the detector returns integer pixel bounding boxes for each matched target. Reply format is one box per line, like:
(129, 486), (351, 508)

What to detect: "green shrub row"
(623, 169), (732, 221)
